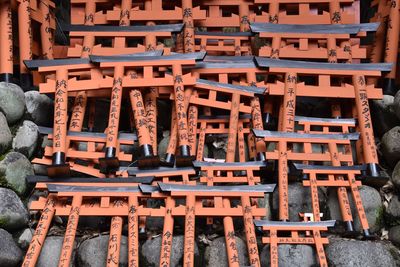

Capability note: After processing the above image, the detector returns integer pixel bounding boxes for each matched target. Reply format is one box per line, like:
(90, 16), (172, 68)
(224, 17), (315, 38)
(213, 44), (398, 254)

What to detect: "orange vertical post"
(241, 196), (260, 267)
(182, 0), (195, 53)
(353, 74), (379, 176)
(330, 0), (342, 24)
(107, 216), (123, 267)
(18, 0), (33, 88)
(22, 196), (56, 267)
(239, 3), (250, 32)
(100, 65), (124, 173)
(128, 196), (139, 267)
(58, 195), (82, 267)
(48, 68), (70, 177)
(226, 93), (241, 163)
(188, 91), (198, 156)
(0, 3), (13, 81)
(383, 0), (399, 94)
(223, 198), (240, 267)
(39, 0), (53, 59)
(159, 197), (175, 267)
(172, 64), (193, 166)
(184, 195), (196, 267)
(129, 89), (159, 167)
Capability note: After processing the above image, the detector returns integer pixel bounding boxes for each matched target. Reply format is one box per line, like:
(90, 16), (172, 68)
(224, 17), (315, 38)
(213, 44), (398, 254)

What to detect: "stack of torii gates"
(10, 0), (398, 267)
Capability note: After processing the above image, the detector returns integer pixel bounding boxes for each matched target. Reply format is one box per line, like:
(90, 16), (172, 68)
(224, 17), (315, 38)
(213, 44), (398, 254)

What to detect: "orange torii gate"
(89, 52), (205, 171)
(255, 57), (392, 176)
(254, 220), (336, 267)
(251, 22), (378, 61)
(62, 23), (184, 57)
(33, 126), (138, 177)
(293, 163), (373, 238)
(118, 166), (197, 184)
(252, 129), (359, 221)
(192, 79), (265, 163)
(193, 114), (252, 162)
(194, 31), (253, 56)
(191, 57), (270, 158)
(22, 183), (156, 267)
(193, 160), (265, 185)
(253, 0), (359, 24)
(141, 182), (276, 267)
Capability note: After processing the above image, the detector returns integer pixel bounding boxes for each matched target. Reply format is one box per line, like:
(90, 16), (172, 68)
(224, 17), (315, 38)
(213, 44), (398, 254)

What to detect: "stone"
(17, 228), (33, 249)
(260, 244), (317, 267)
(386, 195), (400, 224)
(24, 90), (53, 126)
(141, 235), (199, 267)
(37, 236), (75, 267)
(12, 120), (39, 158)
(0, 152), (34, 195)
(204, 236), (249, 267)
(0, 188), (29, 230)
(0, 228), (23, 267)
(272, 182), (327, 222)
(76, 234), (128, 267)
(392, 161), (400, 190)
(372, 95), (400, 136)
(0, 82), (25, 125)
(389, 225), (400, 247)
(326, 238), (397, 267)
(0, 112), (12, 155)
(327, 185), (383, 233)
(381, 126), (400, 167)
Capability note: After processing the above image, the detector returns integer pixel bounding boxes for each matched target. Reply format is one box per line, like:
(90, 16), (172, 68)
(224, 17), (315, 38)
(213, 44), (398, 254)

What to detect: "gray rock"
(0, 228), (23, 267)
(326, 238), (397, 267)
(204, 236), (249, 267)
(389, 225), (400, 247)
(386, 196), (400, 223)
(0, 112), (12, 155)
(327, 185), (383, 233)
(260, 244), (317, 267)
(0, 82), (25, 124)
(12, 120), (39, 158)
(37, 236), (75, 267)
(24, 90), (53, 126)
(372, 95), (400, 136)
(17, 228), (33, 249)
(0, 152), (34, 194)
(77, 234), (128, 267)
(141, 235), (199, 267)
(0, 188), (29, 230)
(392, 161), (400, 190)
(381, 126), (400, 167)
(272, 182), (327, 222)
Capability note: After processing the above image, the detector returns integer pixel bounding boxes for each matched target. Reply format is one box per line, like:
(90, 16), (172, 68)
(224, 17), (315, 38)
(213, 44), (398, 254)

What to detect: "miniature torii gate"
(195, 31), (253, 56)
(63, 23), (183, 57)
(251, 22), (378, 61)
(90, 52), (205, 171)
(254, 220), (336, 267)
(253, 0), (359, 24)
(191, 57), (269, 158)
(193, 114), (252, 161)
(144, 182), (276, 267)
(293, 163), (372, 238)
(253, 129), (359, 221)
(193, 160), (265, 185)
(255, 57), (392, 176)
